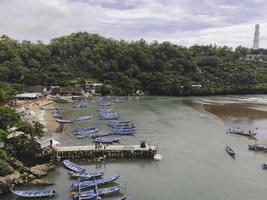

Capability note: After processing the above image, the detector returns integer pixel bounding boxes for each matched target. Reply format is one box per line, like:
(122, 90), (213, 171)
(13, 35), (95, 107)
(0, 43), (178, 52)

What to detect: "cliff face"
(0, 158), (55, 194)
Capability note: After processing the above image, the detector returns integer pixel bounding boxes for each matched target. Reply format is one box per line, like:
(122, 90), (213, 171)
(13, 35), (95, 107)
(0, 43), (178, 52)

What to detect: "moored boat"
(56, 118), (73, 123)
(74, 115), (93, 121)
(73, 101), (88, 108)
(109, 129), (135, 135)
(227, 128), (257, 136)
(225, 145), (235, 156)
(99, 101), (113, 106)
(68, 171), (104, 179)
(71, 175), (120, 190)
(12, 189), (56, 198)
(70, 185), (121, 200)
(118, 197), (130, 200)
(63, 160), (86, 172)
(94, 136), (120, 143)
(73, 129), (98, 136)
(72, 125), (97, 133)
(248, 144), (267, 151)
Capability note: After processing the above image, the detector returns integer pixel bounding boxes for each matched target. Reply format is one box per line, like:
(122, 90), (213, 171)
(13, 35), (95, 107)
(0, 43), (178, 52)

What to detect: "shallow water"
(3, 96), (267, 200)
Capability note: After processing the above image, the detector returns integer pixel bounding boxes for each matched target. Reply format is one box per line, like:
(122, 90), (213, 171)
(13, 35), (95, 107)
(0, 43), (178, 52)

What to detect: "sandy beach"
(188, 97), (267, 144)
(16, 98), (59, 134)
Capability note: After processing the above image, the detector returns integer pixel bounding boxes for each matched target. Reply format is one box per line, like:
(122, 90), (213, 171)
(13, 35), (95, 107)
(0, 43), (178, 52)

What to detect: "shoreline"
(189, 98), (267, 144)
(0, 98), (60, 194)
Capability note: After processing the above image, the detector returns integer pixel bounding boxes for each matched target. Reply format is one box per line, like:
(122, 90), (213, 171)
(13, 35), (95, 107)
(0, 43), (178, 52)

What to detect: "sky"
(0, 0), (267, 48)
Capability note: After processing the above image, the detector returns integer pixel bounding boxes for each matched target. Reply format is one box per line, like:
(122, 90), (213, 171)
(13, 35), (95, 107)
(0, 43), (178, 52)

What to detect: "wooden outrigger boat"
(70, 185), (121, 200)
(68, 171), (104, 180)
(70, 175), (120, 190)
(225, 145), (235, 156)
(56, 118), (73, 123)
(12, 189), (56, 198)
(63, 160), (86, 172)
(74, 115), (93, 121)
(94, 136), (120, 143)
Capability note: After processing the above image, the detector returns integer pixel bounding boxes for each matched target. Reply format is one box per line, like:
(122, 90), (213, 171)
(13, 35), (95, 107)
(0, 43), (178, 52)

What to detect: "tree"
(32, 121), (44, 138)
(17, 120), (34, 135)
(0, 129), (8, 141)
(0, 82), (15, 105)
(0, 106), (20, 130)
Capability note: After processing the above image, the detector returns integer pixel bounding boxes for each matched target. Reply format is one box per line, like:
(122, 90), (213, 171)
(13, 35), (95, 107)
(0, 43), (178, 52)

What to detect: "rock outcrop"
(30, 178), (54, 186)
(30, 163), (56, 178)
(0, 162), (14, 176)
(0, 159), (56, 194)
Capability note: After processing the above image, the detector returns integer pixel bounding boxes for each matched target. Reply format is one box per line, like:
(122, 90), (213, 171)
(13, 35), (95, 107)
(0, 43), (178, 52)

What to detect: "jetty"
(53, 144), (157, 160)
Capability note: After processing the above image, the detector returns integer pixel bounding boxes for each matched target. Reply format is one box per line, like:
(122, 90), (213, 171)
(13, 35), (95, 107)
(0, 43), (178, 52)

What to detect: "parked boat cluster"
(51, 107), (93, 124)
(225, 127), (267, 169)
(68, 98), (136, 141)
(64, 159), (129, 200)
(11, 159), (130, 199)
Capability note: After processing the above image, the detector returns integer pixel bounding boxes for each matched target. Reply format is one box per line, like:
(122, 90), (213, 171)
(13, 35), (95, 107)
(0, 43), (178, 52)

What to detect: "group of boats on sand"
(11, 159), (130, 199)
(52, 107), (93, 124)
(68, 99), (136, 140)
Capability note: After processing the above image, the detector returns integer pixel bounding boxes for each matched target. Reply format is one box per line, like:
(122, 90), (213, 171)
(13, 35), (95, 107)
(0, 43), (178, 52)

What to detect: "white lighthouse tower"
(253, 24), (260, 49)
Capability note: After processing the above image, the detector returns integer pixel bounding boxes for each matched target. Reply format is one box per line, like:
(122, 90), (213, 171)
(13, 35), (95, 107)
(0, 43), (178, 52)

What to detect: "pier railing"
(53, 144), (157, 160)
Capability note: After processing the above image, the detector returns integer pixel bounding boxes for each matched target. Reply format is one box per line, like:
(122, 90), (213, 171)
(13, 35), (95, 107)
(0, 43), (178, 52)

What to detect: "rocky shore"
(0, 158), (55, 194)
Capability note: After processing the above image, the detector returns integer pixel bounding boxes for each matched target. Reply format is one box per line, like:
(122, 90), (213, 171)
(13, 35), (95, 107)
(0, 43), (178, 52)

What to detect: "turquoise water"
(3, 96), (267, 200)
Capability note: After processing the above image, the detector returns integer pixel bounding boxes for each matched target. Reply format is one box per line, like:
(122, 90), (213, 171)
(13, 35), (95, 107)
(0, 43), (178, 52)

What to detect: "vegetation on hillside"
(0, 88), (45, 165)
(1, 33), (267, 95)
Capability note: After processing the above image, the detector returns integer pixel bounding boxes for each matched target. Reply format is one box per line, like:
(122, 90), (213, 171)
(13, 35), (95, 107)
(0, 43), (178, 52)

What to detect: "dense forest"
(1, 32), (267, 95)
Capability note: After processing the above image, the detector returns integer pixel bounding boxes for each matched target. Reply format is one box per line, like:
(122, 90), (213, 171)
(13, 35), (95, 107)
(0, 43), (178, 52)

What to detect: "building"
(36, 137), (60, 149)
(16, 93), (43, 100)
(85, 82), (103, 90)
(26, 86), (49, 95)
(245, 54), (263, 62)
(52, 87), (83, 96)
(7, 131), (26, 140)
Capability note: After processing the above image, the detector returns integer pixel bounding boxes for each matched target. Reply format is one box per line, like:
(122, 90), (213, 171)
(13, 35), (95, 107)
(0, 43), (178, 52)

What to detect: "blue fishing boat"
(56, 118), (73, 123)
(109, 128), (135, 135)
(68, 171), (104, 179)
(101, 116), (120, 120)
(73, 101), (88, 108)
(118, 197), (130, 200)
(74, 129), (99, 136)
(225, 145), (235, 156)
(248, 144), (267, 150)
(76, 134), (89, 139)
(63, 160), (86, 172)
(12, 189), (56, 198)
(109, 130), (135, 135)
(90, 132), (110, 138)
(74, 115), (93, 121)
(94, 137), (120, 143)
(112, 126), (135, 130)
(72, 125), (97, 133)
(108, 120), (130, 125)
(70, 185), (121, 200)
(71, 175), (120, 190)
(99, 101), (112, 106)
(51, 108), (62, 118)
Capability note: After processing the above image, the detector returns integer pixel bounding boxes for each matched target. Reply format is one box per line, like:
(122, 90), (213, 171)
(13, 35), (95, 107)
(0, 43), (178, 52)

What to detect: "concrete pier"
(53, 144), (157, 160)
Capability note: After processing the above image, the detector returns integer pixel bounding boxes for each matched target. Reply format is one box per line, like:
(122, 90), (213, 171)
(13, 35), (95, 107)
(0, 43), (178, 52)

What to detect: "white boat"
(153, 154), (162, 161)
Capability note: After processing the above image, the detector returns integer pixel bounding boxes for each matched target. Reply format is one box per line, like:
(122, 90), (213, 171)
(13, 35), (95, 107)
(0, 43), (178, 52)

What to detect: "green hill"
(1, 32), (267, 95)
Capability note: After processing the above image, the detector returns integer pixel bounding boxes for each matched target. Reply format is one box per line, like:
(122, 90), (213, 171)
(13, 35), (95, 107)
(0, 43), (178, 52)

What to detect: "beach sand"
(16, 98), (59, 134)
(187, 98), (267, 144)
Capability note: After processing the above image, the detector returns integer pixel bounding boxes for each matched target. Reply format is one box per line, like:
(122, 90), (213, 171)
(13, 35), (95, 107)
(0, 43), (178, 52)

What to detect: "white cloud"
(0, 0), (266, 47)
